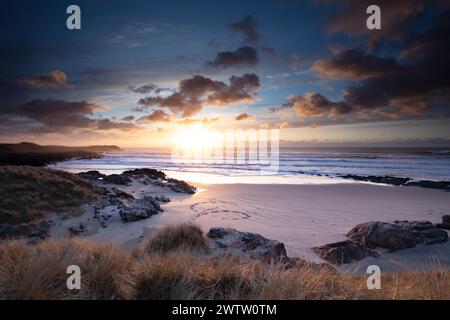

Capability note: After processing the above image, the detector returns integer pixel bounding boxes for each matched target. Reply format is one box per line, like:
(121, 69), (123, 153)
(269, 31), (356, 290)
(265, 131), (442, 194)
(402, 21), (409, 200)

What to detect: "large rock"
(207, 227), (287, 261)
(77, 170), (106, 180)
(404, 180), (450, 191)
(347, 220), (448, 252)
(347, 221), (417, 251)
(118, 195), (163, 222)
(103, 174), (132, 185)
(435, 215), (450, 230)
(166, 178), (196, 194)
(313, 240), (378, 264)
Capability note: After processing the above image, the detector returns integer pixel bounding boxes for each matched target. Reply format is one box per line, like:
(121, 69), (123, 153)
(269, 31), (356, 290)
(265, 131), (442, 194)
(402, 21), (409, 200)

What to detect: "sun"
(170, 123), (220, 152)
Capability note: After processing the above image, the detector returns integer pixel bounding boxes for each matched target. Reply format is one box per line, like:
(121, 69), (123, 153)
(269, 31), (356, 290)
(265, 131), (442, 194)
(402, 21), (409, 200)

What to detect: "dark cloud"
(1, 99), (140, 133)
(121, 115), (135, 121)
(324, 0), (429, 49)
(138, 109), (171, 123)
(283, 93), (352, 119)
(235, 112), (255, 121)
(128, 83), (170, 94)
(138, 74), (260, 118)
(207, 46), (259, 68)
(298, 6), (450, 123)
(97, 119), (138, 131)
(312, 48), (401, 79)
(18, 70), (70, 90)
(228, 15), (260, 44)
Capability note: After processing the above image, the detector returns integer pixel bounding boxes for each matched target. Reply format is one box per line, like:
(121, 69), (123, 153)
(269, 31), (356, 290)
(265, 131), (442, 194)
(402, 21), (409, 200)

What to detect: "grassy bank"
(0, 224), (448, 300)
(0, 166), (96, 224)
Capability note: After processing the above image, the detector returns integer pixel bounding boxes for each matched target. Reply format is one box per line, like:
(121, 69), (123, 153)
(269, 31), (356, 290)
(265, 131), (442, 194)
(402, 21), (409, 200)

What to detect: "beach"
(49, 172), (450, 273)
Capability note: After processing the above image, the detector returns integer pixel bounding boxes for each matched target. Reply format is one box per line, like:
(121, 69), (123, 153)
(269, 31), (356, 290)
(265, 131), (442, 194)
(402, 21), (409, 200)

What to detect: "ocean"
(49, 147), (450, 184)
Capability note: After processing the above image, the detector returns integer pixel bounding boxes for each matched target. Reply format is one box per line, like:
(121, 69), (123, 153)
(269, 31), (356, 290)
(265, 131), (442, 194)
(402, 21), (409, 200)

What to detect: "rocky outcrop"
(77, 170), (105, 180)
(313, 240), (378, 264)
(103, 174), (132, 185)
(347, 221), (417, 251)
(78, 168), (197, 195)
(347, 221), (448, 251)
(119, 195), (163, 222)
(314, 220), (448, 264)
(123, 168), (167, 180)
(435, 215), (450, 230)
(166, 178), (196, 194)
(340, 174), (411, 186)
(207, 227), (287, 261)
(338, 174), (450, 191)
(404, 180), (450, 191)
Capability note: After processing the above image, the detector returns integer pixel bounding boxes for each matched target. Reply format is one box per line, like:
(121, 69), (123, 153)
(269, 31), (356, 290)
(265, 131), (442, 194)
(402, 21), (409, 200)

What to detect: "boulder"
(77, 170), (106, 180)
(313, 240), (378, 264)
(68, 223), (87, 236)
(118, 195), (163, 222)
(166, 178), (196, 194)
(207, 227), (287, 261)
(347, 220), (448, 252)
(443, 215), (450, 224)
(155, 195), (171, 202)
(123, 168), (167, 180)
(347, 221), (417, 251)
(103, 174), (132, 185)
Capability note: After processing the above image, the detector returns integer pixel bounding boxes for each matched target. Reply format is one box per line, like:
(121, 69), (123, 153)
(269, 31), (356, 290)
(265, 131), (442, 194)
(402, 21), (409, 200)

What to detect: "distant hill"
(0, 142), (120, 166)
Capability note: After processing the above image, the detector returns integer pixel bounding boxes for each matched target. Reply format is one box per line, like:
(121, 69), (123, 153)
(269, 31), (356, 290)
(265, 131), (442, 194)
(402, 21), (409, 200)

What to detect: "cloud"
(324, 0), (429, 49)
(138, 74), (260, 118)
(18, 70), (70, 90)
(207, 46), (259, 68)
(228, 15), (260, 44)
(235, 112), (255, 121)
(138, 109), (171, 123)
(2, 99), (140, 133)
(97, 119), (138, 131)
(283, 93), (352, 119)
(299, 6), (450, 123)
(121, 115), (135, 121)
(312, 48), (401, 80)
(128, 83), (170, 94)
(176, 117), (220, 126)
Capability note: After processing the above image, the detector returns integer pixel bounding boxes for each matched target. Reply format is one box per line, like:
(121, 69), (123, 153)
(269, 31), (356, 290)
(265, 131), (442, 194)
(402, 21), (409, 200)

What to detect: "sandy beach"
(50, 177), (450, 273)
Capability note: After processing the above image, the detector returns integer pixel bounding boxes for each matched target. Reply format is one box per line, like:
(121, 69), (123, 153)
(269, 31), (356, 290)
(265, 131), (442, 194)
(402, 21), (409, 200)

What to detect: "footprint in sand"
(190, 198), (252, 221)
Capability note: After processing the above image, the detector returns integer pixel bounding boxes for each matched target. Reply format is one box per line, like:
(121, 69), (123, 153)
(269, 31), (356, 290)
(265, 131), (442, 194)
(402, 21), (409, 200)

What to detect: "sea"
(49, 147), (450, 185)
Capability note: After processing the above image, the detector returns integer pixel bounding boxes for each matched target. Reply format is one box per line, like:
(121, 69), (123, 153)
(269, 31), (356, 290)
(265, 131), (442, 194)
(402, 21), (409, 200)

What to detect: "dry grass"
(0, 224), (448, 300)
(141, 223), (209, 254)
(0, 166), (96, 224)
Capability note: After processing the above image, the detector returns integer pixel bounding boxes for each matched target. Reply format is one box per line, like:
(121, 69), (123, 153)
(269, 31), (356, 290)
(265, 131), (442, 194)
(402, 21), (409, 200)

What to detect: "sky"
(0, 0), (449, 147)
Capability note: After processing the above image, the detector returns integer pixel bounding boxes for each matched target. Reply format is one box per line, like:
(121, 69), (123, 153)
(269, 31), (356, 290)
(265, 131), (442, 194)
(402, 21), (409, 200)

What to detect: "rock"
(118, 195), (163, 222)
(435, 215), (450, 230)
(155, 195), (171, 202)
(341, 174), (411, 186)
(347, 221), (417, 251)
(394, 220), (434, 231)
(435, 223), (450, 230)
(77, 170), (106, 180)
(166, 178), (196, 194)
(207, 227), (287, 261)
(313, 240), (378, 264)
(418, 229), (448, 244)
(122, 168), (167, 180)
(103, 174), (132, 185)
(68, 223), (87, 236)
(347, 220), (448, 252)
(404, 180), (450, 191)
